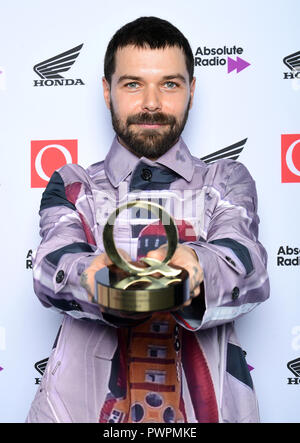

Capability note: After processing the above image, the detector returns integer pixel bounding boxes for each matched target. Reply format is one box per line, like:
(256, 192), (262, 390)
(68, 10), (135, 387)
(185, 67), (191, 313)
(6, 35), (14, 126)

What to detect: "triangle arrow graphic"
(227, 56), (250, 73)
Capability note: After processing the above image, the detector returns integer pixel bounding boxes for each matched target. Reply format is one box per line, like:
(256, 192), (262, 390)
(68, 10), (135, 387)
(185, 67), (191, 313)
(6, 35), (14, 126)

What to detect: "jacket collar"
(104, 136), (195, 188)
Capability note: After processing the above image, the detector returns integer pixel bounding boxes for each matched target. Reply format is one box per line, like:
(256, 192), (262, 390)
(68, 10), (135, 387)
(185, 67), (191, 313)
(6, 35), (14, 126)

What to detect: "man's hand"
(146, 243), (204, 308)
(80, 249), (150, 319)
(80, 249), (131, 303)
(80, 244), (204, 315)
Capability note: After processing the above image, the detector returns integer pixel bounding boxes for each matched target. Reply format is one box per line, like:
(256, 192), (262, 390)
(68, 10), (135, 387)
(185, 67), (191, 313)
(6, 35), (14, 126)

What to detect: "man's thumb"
(146, 248), (166, 261)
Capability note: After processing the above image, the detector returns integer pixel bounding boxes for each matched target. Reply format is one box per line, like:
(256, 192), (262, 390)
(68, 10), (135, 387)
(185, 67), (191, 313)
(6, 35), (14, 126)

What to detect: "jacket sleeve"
(173, 160), (270, 331)
(32, 166), (147, 327)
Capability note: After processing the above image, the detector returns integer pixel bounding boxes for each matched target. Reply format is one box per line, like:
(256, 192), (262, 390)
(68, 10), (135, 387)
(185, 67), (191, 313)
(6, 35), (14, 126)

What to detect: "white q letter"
(35, 144), (73, 181)
(286, 139), (300, 176)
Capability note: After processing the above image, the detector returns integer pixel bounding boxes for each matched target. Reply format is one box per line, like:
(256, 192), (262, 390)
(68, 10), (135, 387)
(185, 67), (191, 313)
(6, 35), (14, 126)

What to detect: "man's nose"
(141, 86), (162, 112)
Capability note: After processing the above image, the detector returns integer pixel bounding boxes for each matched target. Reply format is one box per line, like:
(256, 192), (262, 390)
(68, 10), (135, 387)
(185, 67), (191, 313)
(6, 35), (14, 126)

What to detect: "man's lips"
(133, 123), (167, 129)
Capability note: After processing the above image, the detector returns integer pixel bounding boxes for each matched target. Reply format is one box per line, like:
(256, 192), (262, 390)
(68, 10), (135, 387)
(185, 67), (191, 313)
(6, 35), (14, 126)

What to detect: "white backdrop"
(0, 0), (299, 423)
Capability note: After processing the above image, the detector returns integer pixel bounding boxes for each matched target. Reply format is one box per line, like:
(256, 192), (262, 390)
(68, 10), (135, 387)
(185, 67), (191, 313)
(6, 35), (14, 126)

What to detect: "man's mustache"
(126, 112), (176, 126)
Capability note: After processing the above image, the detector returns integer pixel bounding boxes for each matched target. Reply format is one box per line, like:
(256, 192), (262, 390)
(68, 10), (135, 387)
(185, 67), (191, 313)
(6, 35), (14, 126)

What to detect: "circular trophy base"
(94, 263), (189, 316)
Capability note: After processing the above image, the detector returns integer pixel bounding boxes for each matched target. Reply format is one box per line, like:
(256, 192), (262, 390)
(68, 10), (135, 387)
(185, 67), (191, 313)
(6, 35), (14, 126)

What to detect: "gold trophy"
(94, 201), (189, 316)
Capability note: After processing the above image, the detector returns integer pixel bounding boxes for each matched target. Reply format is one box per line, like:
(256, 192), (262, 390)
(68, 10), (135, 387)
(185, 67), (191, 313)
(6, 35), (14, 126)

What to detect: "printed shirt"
(27, 136), (270, 423)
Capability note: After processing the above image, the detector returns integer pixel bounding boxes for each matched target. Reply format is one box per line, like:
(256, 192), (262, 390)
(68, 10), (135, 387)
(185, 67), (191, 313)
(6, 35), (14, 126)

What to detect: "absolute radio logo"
(33, 44), (84, 87)
(31, 139), (78, 188)
(194, 45), (250, 74)
(26, 250), (33, 269)
(276, 246), (300, 266)
(281, 134), (300, 183)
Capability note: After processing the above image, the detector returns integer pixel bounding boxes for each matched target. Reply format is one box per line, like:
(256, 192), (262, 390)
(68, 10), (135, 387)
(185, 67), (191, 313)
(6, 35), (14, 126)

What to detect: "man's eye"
(125, 82), (139, 89)
(164, 81), (178, 89)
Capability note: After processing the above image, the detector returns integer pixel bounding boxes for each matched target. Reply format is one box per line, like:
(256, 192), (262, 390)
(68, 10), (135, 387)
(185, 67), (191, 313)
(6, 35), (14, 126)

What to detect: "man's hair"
(104, 16), (194, 84)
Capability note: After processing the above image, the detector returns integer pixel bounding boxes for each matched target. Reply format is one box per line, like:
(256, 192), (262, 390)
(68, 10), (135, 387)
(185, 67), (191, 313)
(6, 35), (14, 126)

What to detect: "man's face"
(103, 45), (196, 159)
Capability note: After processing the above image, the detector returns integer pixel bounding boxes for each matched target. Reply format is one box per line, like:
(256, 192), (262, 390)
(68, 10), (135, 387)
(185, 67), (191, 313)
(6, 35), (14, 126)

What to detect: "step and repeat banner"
(0, 0), (299, 423)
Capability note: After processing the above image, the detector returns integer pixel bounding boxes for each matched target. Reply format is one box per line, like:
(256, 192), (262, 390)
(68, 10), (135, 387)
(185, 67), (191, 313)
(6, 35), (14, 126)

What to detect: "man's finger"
(104, 248), (131, 267)
(182, 299), (193, 307)
(146, 247), (166, 261)
(191, 286), (201, 297)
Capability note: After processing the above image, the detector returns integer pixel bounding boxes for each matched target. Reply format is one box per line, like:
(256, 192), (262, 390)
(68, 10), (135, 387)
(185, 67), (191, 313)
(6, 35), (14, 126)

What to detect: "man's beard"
(110, 100), (190, 159)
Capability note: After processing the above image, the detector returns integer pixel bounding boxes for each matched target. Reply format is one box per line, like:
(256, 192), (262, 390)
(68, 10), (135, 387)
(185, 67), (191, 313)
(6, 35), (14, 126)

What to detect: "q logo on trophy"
(94, 201), (190, 316)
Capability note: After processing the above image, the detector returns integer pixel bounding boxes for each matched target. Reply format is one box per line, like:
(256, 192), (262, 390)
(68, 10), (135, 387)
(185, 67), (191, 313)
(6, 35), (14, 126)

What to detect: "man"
(27, 16), (269, 423)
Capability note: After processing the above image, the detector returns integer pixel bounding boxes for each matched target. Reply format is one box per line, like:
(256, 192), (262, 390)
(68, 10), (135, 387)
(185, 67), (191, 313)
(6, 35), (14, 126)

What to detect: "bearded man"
(27, 16), (269, 423)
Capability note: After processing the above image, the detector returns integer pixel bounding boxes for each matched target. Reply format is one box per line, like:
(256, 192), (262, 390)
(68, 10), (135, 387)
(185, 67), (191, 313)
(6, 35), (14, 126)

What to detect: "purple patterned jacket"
(27, 136), (269, 423)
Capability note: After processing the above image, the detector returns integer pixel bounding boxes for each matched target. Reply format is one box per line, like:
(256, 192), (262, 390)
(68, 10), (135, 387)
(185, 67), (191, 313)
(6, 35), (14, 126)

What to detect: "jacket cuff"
(52, 252), (97, 297)
(180, 241), (246, 330)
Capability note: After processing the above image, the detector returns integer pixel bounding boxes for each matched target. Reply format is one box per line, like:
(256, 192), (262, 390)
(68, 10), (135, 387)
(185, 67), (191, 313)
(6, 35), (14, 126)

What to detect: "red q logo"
(31, 140), (78, 188)
(281, 135), (300, 183)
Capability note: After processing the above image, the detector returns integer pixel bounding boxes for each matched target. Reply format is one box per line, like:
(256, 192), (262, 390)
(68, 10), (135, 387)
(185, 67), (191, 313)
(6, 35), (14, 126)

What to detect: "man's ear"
(189, 77), (196, 109)
(102, 76), (111, 110)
